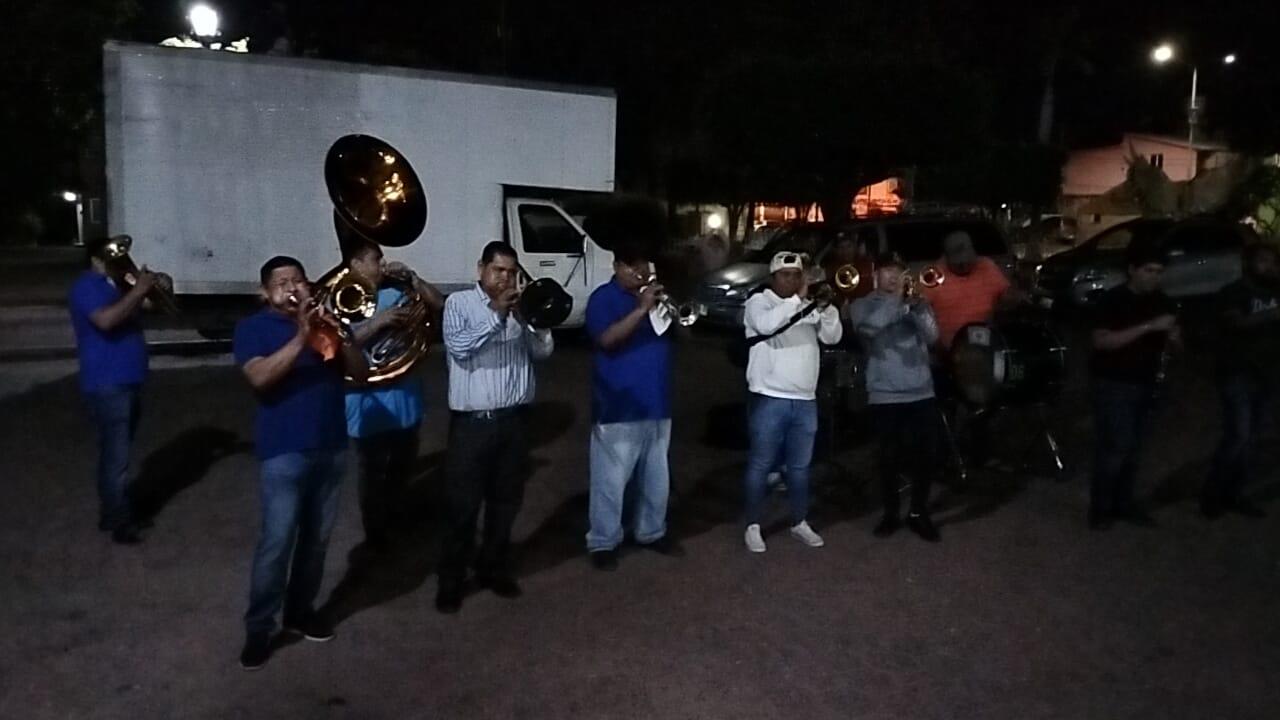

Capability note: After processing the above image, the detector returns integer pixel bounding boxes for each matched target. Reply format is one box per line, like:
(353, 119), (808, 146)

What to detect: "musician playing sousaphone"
(341, 239), (444, 551)
(67, 235), (176, 545)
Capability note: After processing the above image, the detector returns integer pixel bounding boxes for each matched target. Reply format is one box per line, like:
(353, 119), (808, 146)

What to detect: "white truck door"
(505, 198), (593, 327)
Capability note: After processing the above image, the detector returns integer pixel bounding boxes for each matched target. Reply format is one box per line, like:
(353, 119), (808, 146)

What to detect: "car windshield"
(745, 224), (828, 262)
(883, 220), (1008, 263)
(1092, 221), (1174, 254)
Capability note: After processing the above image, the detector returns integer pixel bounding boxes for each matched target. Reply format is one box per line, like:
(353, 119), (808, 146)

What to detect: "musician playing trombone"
(583, 241), (683, 571)
(233, 256), (370, 670)
(436, 241), (554, 614)
(68, 236), (163, 545)
(342, 240), (444, 551)
(741, 251), (842, 553)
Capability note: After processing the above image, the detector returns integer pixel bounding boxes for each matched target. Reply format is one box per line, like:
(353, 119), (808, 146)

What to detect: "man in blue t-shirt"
(342, 241), (444, 550)
(583, 242), (682, 571)
(68, 236), (159, 545)
(232, 255), (369, 671)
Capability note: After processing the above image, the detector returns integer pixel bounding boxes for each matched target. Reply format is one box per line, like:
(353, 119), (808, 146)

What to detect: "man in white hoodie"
(741, 251), (843, 553)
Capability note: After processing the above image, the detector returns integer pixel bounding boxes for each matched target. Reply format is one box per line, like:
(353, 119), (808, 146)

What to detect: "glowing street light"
(706, 212), (724, 231)
(188, 4), (219, 38)
(1152, 43), (1174, 64)
(61, 191), (79, 203)
(1149, 42), (1239, 171)
(1224, 54), (1237, 65)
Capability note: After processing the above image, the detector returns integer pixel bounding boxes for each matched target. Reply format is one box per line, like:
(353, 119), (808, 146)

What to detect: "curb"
(0, 339), (231, 363)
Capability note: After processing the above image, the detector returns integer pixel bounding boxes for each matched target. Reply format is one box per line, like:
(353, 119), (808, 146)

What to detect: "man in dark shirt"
(1088, 241), (1180, 530)
(233, 256), (369, 670)
(1201, 243), (1280, 519)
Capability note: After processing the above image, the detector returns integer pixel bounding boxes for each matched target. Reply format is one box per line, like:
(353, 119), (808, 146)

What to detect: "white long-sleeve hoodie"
(744, 289), (844, 400)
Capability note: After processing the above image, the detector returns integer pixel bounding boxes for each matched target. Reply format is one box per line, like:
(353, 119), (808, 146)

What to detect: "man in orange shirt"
(922, 230), (1024, 472)
(921, 230), (1019, 350)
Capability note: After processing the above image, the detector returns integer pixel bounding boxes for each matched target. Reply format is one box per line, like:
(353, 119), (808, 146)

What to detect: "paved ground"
(1, 300), (1278, 719)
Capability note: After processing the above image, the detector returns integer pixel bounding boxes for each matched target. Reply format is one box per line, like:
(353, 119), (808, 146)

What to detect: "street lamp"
(61, 191), (79, 203)
(1150, 43), (1237, 153)
(188, 4), (219, 38)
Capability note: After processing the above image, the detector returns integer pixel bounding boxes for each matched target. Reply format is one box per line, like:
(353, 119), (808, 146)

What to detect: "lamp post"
(1151, 43), (1236, 180)
(62, 191), (84, 247)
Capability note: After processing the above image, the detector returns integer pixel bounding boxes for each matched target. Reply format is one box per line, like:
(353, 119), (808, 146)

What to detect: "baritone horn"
(903, 265), (944, 299)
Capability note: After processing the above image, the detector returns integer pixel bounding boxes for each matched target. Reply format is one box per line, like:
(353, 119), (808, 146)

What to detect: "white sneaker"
(744, 523), (767, 553)
(790, 520), (825, 548)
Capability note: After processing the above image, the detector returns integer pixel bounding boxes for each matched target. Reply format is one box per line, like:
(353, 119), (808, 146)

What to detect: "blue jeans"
(245, 449), (346, 636)
(1204, 373), (1272, 507)
(743, 394), (817, 526)
(586, 419), (672, 552)
(1091, 379), (1155, 517)
(84, 386), (141, 530)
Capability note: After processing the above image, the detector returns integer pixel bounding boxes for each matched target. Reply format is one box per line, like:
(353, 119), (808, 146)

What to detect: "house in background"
(1060, 133), (1238, 239)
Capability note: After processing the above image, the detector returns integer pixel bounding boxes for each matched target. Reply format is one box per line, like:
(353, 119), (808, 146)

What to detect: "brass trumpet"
(637, 271), (704, 327)
(902, 265), (944, 299)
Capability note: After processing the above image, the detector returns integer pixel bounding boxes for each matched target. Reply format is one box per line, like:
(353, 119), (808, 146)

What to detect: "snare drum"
(950, 320), (1066, 408)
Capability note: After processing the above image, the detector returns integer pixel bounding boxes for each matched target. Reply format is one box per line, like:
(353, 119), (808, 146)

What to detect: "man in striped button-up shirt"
(436, 241), (554, 613)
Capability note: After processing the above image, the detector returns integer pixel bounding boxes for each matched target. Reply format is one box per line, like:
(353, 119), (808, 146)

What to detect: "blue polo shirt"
(233, 308), (348, 460)
(585, 278), (672, 424)
(68, 271), (148, 393)
(345, 287), (425, 438)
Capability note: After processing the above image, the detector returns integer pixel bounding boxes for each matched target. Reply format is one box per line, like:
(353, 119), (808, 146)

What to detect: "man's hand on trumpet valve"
(638, 282), (663, 312)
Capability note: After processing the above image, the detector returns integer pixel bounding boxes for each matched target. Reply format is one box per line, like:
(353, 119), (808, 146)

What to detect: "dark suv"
(1033, 216), (1255, 308)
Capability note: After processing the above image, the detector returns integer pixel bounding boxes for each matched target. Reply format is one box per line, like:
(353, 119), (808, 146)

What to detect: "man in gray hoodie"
(849, 253), (943, 541)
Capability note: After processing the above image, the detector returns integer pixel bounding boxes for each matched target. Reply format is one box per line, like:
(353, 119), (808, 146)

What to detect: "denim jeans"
(1204, 373), (1272, 508)
(353, 424), (420, 546)
(1091, 379), (1156, 517)
(84, 386), (141, 531)
(245, 449), (346, 636)
(586, 419), (672, 552)
(743, 394), (817, 526)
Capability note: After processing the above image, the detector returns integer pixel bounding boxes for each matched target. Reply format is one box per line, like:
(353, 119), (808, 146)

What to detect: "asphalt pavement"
(1, 305), (1278, 719)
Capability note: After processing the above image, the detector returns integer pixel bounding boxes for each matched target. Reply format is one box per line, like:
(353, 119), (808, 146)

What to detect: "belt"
(452, 406), (522, 421)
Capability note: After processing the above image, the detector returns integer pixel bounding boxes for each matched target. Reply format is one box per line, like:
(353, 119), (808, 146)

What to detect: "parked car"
(1033, 216), (1255, 308)
(694, 216), (1015, 327)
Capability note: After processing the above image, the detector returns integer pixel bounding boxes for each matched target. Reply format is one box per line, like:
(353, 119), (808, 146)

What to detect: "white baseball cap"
(769, 251), (806, 274)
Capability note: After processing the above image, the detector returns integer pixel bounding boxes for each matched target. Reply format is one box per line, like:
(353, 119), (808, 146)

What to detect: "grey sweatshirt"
(848, 291), (938, 405)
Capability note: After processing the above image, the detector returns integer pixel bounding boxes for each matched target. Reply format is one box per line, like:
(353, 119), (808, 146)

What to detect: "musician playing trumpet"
(849, 252), (943, 542)
(233, 256), (369, 670)
(68, 236), (169, 545)
(583, 242), (682, 571)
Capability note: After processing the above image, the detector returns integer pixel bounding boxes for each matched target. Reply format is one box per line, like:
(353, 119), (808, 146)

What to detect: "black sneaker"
(284, 617), (334, 643)
(111, 522), (144, 545)
(1227, 499), (1267, 519)
(873, 515), (901, 538)
(589, 550), (619, 571)
(638, 536), (686, 557)
(435, 584), (462, 614)
(905, 513), (941, 542)
(477, 575), (522, 599)
(239, 633), (271, 671)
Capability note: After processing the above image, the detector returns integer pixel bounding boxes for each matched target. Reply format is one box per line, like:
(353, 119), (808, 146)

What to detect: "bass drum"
(950, 320), (1066, 408)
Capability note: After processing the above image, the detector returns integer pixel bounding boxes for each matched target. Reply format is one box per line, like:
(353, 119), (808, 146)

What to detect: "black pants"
(871, 399), (942, 517)
(1090, 380), (1155, 518)
(438, 410), (528, 589)
(353, 424), (420, 546)
(1203, 373), (1271, 509)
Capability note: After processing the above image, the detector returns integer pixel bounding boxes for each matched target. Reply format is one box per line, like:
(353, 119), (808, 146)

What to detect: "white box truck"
(102, 41), (618, 327)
